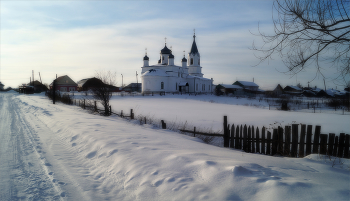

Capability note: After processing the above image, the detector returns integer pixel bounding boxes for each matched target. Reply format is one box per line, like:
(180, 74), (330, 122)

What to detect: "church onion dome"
(143, 55), (149, 60)
(182, 56), (187, 62)
(169, 53), (174, 58)
(160, 44), (172, 54)
(190, 34), (199, 54)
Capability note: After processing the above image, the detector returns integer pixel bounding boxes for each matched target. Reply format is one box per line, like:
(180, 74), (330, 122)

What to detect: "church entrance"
(179, 83), (189, 93)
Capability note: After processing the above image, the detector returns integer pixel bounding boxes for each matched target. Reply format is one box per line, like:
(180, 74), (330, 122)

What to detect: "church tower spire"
(188, 30), (203, 77)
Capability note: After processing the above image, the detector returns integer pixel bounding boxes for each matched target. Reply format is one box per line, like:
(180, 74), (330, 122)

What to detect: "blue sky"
(0, 0), (346, 90)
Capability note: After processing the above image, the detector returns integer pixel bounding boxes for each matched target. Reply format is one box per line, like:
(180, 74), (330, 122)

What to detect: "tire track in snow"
(0, 93), (65, 200)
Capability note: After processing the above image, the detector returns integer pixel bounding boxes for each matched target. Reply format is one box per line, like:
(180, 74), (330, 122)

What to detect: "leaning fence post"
(83, 99), (86, 109)
(223, 116), (229, 148)
(109, 106), (112, 115)
(243, 125), (247, 152)
(194, 127), (196, 137)
(256, 127), (260, 153)
(130, 109), (134, 119)
(121, 110), (123, 118)
(306, 125), (312, 156)
(328, 133), (335, 157)
(94, 101), (97, 112)
(161, 120), (166, 129)
(144, 117), (147, 124)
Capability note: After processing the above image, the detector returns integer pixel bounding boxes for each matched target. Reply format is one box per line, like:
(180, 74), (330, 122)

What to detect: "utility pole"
(121, 74), (123, 88)
(32, 70), (34, 87)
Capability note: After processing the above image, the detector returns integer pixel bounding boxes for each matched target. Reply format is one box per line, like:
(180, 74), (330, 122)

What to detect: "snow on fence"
(180, 116), (350, 159)
(74, 99), (349, 159)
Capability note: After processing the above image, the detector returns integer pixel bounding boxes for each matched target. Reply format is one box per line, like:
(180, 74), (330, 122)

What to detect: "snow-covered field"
(1, 92), (349, 201)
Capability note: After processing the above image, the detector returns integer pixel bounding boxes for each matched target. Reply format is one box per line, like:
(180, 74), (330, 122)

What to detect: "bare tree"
(252, 0), (350, 85)
(92, 70), (117, 116)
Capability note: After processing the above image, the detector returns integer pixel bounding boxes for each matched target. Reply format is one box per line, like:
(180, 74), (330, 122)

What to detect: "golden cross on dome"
(165, 37), (167, 44)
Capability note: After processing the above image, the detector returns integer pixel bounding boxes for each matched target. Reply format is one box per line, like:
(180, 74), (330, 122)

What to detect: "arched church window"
(161, 82), (164, 89)
(190, 58), (193, 65)
(162, 56), (164, 61)
(198, 59), (200, 65)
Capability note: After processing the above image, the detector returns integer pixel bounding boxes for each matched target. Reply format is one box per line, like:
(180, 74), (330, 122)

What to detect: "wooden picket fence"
(74, 99), (349, 158)
(180, 116), (350, 158)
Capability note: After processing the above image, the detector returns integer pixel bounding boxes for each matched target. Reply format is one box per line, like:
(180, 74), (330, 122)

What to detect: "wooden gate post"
(306, 125), (313, 156)
(223, 116), (229, 148)
(266, 131), (271, 155)
(333, 136), (339, 157)
(278, 126), (283, 155)
(291, 124), (299, 157)
(272, 129), (278, 155)
(243, 125), (247, 152)
(161, 120), (166, 129)
(328, 133), (335, 156)
(319, 134), (328, 155)
(261, 127), (266, 155)
(94, 101), (97, 112)
(284, 126), (291, 156)
(313, 126), (321, 154)
(235, 126), (240, 149)
(338, 133), (345, 158)
(299, 124), (306, 157)
(344, 134), (349, 158)
(256, 127), (260, 154)
(252, 126), (255, 153)
(230, 124), (235, 148)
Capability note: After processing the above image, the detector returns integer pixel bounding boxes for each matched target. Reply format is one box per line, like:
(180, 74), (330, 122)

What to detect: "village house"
(50, 75), (77, 92)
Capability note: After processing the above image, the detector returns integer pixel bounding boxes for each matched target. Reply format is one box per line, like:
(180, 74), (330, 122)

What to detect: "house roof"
(50, 75), (77, 86)
(219, 84), (242, 89)
(234, 81), (259, 87)
(285, 85), (302, 91)
(0, 82), (4, 87)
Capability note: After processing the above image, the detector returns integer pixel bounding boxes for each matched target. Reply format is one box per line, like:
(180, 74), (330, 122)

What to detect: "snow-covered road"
(0, 93), (64, 200)
(1, 92), (349, 201)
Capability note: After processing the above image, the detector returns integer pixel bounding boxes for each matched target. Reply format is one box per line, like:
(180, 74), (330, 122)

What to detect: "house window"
(161, 82), (164, 89)
(178, 72), (180, 77)
(190, 58), (193, 65)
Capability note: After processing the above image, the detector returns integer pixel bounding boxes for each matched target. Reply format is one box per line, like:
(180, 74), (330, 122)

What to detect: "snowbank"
(11, 93), (350, 201)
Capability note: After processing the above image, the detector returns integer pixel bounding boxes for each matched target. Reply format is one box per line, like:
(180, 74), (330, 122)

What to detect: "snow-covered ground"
(1, 92), (349, 200)
(84, 93), (348, 134)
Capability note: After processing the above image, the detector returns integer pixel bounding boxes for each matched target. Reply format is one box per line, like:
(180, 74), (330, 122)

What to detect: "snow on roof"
(220, 84), (242, 89)
(236, 81), (259, 87)
(187, 75), (211, 81)
(142, 69), (169, 77)
(287, 85), (302, 91)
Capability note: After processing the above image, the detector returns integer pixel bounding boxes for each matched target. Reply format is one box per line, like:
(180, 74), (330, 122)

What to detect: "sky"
(0, 0), (348, 90)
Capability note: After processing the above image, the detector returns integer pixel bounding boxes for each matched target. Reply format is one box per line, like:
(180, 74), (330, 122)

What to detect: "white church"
(141, 33), (213, 94)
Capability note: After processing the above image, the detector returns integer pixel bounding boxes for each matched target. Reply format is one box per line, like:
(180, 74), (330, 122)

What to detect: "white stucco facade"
(141, 34), (213, 93)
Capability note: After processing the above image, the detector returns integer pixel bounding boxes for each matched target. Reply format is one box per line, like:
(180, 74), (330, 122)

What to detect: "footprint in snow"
(45, 163), (52, 166)
(49, 172), (54, 175)
(86, 151), (97, 159)
(60, 192), (66, 197)
(72, 143), (77, 147)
